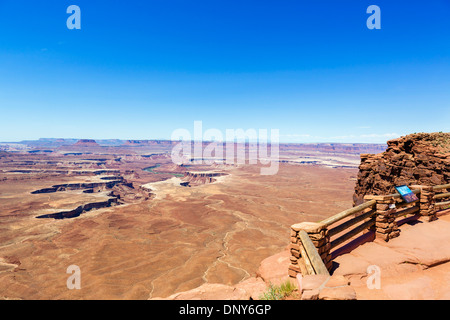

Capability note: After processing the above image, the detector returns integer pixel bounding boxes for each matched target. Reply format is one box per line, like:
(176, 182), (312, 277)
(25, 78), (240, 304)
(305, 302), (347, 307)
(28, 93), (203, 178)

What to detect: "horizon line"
(0, 137), (390, 145)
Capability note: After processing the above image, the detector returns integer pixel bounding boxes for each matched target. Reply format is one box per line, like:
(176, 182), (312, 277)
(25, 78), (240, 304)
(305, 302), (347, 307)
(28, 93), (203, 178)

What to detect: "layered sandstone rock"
(353, 132), (450, 205)
(297, 274), (356, 300)
(181, 171), (227, 186)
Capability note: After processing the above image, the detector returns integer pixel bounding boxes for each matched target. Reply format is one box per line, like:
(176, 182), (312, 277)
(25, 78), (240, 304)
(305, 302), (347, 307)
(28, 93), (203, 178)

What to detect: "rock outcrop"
(297, 274), (356, 300)
(181, 171), (227, 186)
(353, 132), (450, 205)
(35, 197), (119, 219)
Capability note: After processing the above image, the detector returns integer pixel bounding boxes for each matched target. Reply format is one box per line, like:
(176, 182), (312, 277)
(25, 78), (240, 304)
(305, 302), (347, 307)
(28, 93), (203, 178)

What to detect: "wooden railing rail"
(320, 200), (376, 228)
(434, 192), (450, 200)
(367, 188), (421, 201)
(432, 184), (450, 208)
(433, 183), (450, 191)
(330, 218), (375, 251)
(328, 208), (375, 238)
(392, 204), (420, 219)
(298, 231), (330, 275)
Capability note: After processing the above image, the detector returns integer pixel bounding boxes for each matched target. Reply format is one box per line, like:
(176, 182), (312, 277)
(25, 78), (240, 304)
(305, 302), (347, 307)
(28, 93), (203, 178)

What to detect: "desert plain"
(0, 139), (385, 299)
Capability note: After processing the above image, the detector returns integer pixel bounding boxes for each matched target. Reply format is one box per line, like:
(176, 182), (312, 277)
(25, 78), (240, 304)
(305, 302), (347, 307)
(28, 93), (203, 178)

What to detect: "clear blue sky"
(0, 0), (449, 143)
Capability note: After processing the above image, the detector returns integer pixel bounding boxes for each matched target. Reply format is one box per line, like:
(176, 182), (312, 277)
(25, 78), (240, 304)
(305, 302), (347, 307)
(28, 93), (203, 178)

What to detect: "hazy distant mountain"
(9, 138), (387, 155)
(15, 138), (126, 148)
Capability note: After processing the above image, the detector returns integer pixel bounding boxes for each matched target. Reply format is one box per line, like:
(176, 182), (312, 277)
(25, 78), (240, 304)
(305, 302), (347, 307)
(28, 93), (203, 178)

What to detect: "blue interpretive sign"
(395, 185), (419, 203)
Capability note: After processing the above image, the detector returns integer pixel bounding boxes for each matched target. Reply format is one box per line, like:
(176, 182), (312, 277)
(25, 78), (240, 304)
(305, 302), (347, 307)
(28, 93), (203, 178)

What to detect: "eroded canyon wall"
(353, 132), (450, 205)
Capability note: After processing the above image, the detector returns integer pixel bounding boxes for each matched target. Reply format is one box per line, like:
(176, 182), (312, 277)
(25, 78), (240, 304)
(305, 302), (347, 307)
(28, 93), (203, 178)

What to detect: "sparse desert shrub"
(259, 280), (297, 300)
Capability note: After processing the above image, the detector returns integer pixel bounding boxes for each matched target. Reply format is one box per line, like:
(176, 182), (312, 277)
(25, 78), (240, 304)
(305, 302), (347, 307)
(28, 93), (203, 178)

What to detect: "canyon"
(0, 139), (386, 299)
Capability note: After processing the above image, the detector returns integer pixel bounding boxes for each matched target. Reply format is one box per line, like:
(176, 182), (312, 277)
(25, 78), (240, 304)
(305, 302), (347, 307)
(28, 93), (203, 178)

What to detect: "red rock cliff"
(353, 132), (450, 205)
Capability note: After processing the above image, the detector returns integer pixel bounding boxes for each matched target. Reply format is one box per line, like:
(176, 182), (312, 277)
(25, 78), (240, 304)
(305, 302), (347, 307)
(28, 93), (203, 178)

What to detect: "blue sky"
(0, 0), (449, 143)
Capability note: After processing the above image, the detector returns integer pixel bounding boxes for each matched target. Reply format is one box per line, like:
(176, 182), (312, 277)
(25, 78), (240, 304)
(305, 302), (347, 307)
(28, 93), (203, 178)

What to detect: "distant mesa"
(74, 139), (100, 147)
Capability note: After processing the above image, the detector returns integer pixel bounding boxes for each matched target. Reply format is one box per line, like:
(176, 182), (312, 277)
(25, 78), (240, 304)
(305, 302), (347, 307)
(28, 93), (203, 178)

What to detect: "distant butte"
(74, 139), (100, 147)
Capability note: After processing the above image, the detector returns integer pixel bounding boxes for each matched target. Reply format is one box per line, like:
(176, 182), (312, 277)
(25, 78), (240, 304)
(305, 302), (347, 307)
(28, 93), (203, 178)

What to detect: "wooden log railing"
(327, 208), (375, 238)
(433, 192), (450, 200)
(322, 200), (376, 251)
(433, 183), (450, 191)
(435, 200), (450, 208)
(433, 184), (450, 209)
(393, 204), (420, 219)
(298, 230), (330, 276)
(320, 200), (376, 228)
(329, 217), (375, 251)
(289, 183), (450, 279)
